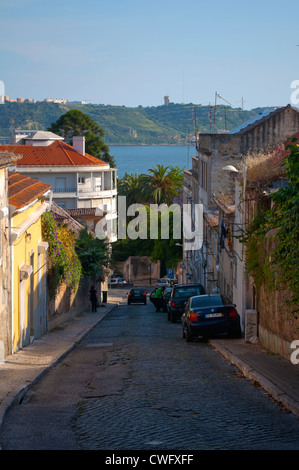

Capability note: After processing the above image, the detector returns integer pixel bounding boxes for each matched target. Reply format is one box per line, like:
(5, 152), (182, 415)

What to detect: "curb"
(210, 339), (299, 417)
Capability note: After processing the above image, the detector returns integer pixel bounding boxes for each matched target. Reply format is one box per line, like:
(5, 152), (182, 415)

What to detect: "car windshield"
(174, 286), (204, 298)
(190, 295), (229, 308)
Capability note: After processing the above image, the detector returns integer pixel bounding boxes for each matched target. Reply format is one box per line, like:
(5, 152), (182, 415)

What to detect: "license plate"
(205, 313), (223, 318)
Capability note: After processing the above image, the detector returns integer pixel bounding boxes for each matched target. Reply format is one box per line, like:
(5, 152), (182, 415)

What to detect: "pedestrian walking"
(89, 286), (98, 312)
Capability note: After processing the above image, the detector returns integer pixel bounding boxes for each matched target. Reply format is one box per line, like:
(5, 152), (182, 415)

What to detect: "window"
(78, 177), (85, 184)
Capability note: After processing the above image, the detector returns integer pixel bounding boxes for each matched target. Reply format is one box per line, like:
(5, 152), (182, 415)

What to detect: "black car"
(163, 289), (172, 312)
(181, 294), (242, 341)
(168, 284), (205, 323)
(127, 288), (147, 305)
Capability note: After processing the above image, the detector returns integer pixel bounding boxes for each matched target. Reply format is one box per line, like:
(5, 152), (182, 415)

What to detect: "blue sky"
(1, 0), (299, 109)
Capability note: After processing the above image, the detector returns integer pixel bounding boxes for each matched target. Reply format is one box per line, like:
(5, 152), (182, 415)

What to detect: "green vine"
(41, 211), (82, 298)
(240, 209), (275, 292)
(240, 138), (299, 315)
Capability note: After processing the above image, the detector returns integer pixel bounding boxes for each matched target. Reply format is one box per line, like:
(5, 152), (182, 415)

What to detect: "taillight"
(128, 293), (131, 296)
(189, 311), (198, 321)
(229, 308), (237, 318)
(171, 301), (176, 308)
(143, 293), (146, 296)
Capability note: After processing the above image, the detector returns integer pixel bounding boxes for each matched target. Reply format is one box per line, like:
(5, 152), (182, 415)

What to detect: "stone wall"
(257, 230), (299, 359)
(48, 276), (93, 330)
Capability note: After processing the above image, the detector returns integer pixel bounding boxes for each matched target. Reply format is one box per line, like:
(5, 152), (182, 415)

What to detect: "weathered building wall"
(0, 166), (11, 358)
(257, 230), (299, 359)
(239, 105), (299, 153)
(196, 105), (299, 209)
(118, 256), (160, 285)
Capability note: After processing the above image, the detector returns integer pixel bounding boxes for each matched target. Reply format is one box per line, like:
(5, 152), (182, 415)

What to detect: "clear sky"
(1, 0), (299, 110)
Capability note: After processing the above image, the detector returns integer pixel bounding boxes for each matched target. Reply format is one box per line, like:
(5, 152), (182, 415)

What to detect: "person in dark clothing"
(89, 286), (98, 312)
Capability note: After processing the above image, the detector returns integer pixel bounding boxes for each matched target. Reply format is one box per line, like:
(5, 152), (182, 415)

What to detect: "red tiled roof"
(0, 140), (107, 167)
(8, 171), (51, 209)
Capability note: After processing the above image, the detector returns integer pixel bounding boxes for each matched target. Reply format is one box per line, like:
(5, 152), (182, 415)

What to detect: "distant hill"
(0, 101), (272, 145)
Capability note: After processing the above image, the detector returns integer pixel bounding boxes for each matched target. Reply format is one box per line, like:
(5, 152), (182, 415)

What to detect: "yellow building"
(0, 153), (20, 359)
(9, 171), (51, 352)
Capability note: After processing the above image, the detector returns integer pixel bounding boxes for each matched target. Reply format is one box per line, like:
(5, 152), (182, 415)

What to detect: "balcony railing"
(53, 186), (117, 194)
(53, 187), (77, 193)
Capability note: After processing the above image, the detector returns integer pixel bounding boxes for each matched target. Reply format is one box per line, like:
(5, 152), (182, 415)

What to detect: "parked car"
(155, 279), (169, 287)
(108, 277), (127, 287)
(168, 284), (205, 323)
(163, 288), (172, 312)
(181, 294), (242, 341)
(128, 288), (147, 305)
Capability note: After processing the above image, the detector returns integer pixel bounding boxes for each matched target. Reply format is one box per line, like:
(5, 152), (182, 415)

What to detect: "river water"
(109, 145), (194, 178)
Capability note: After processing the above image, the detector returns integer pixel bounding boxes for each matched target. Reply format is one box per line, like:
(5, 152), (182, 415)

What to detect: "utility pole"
(192, 106), (197, 147)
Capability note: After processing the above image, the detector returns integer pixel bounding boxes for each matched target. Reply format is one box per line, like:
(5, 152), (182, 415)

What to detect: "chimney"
(73, 136), (85, 155)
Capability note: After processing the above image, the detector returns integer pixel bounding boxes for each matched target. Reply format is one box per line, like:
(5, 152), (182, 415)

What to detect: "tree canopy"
(48, 109), (116, 167)
(113, 165), (184, 273)
(75, 227), (110, 282)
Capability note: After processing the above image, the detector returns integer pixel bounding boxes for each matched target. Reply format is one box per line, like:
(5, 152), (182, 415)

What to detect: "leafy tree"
(75, 227), (110, 282)
(48, 109), (116, 167)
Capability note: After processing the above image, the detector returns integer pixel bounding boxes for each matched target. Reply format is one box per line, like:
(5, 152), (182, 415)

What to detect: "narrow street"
(1, 289), (299, 450)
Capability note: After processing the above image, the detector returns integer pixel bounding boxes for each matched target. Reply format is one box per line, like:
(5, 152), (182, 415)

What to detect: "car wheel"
(228, 325), (242, 338)
(186, 326), (193, 342)
(144, 300), (147, 305)
(128, 301), (131, 305)
(171, 312), (176, 323)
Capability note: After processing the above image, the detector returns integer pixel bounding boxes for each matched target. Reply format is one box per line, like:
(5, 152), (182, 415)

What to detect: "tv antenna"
(214, 92), (232, 133)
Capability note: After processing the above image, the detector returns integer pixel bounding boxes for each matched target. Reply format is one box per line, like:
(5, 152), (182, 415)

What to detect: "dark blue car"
(181, 294), (242, 341)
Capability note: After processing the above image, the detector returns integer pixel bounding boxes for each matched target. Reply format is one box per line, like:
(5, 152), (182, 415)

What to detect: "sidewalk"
(0, 294), (299, 441)
(0, 301), (119, 432)
(210, 338), (299, 417)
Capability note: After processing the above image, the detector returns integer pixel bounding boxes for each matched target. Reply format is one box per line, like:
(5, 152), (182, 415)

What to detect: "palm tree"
(140, 164), (183, 205)
(117, 172), (144, 206)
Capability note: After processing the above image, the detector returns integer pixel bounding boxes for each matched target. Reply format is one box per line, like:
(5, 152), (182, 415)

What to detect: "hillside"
(0, 101), (271, 145)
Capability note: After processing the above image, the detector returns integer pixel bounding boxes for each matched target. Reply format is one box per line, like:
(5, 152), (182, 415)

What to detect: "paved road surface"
(1, 300), (299, 450)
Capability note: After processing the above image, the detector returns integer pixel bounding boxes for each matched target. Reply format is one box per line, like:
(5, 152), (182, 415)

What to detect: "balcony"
(53, 186), (117, 198)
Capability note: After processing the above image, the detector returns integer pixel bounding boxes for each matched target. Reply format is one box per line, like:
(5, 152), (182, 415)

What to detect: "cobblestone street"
(1, 297), (299, 450)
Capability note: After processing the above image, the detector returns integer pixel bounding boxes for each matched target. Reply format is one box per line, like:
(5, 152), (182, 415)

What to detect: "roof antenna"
(215, 93), (232, 132)
(236, 97), (246, 122)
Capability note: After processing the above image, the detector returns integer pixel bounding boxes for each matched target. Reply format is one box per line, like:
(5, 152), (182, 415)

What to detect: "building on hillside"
(0, 132), (117, 242)
(0, 152), (21, 359)
(8, 171), (51, 352)
(182, 104), (299, 332)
